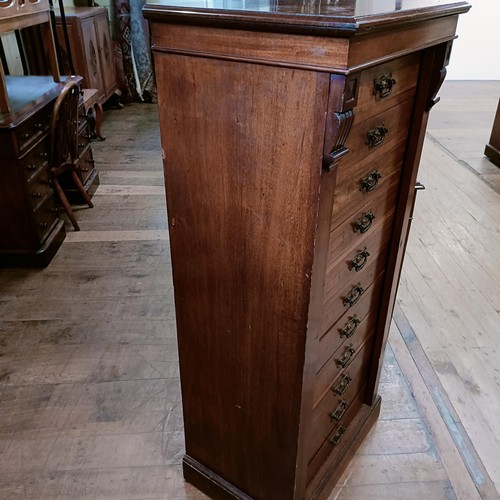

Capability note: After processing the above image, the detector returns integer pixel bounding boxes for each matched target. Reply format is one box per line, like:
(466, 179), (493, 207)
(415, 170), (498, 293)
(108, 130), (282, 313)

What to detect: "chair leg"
(53, 177), (80, 231)
(70, 169), (94, 208)
(94, 102), (106, 141)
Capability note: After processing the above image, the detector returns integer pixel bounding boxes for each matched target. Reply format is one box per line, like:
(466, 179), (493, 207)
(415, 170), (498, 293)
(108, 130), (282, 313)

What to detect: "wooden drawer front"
(34, 194), (59, 243)
(309, 339), (373, 459)
(342, 97), (414, 170)
(324, 212), (394, 305)
(15, 107), (52, 156)
(79, 144), (95, 185)
(323, 240), (388, 332)
(28, 168), (52, 211)
(331, 141), (405, 231)
(355, 52), (421, 120)
(327, 177), (398, 268)
(20, 136), (50, 183)
(77, 126), (91, 159)
(316, 275), (384, 402)
(317, 297), (379, 376)
(307, 382), (368, 483)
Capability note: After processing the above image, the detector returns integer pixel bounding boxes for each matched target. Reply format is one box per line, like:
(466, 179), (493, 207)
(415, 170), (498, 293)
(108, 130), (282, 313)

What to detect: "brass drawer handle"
(340, 315), (360, 339)
(344, 284), (364, 308)
(350, 248), (370, 272)
(330, 400), (348, 422)
(34, 122), (43, 130)
(39, 222), (48, 228)
(354, 210), (375, 234)
(79, 142), (85, 148)
(373, 74), (397, 98)
(338, 345), (356, 368)
(367, 125), (388, 147)
(21, 132), (30, 140)
(26, 164), (37, 171)
(32, 192), (42, 198)
(329, 426), (346, 447)
(332, 374), (352, 396)
(360, 170), (382, 192)
(39, 152), (48, 159)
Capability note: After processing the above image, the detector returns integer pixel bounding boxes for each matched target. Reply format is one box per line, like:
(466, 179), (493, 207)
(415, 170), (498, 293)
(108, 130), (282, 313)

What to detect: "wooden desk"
(145, 0), (470, 498)
(485, 98), (500, 167)
(0, 76), (98, 267)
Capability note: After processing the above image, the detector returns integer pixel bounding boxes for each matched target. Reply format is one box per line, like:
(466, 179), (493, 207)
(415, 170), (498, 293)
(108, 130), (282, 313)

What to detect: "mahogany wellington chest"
(144, 1), (470, 498)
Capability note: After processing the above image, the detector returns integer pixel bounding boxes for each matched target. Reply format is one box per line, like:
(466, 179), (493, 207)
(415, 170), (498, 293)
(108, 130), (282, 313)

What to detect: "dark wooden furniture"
(0, 75), (98, 267)
(50, 80), (94, 232)
(55, 7), (118, 107)
(485, 98), (500, 167)
(82, 88), (105, 140)
(144, 1), (470, 498)
(0, 0), (60, 113)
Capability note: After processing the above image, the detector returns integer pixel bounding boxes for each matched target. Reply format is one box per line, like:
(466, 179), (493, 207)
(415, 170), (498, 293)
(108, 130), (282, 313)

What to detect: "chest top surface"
(143, 0), (470, 35)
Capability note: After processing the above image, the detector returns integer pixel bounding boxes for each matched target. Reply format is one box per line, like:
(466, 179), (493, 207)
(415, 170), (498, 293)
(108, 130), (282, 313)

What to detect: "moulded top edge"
(143, 0), (470, 36)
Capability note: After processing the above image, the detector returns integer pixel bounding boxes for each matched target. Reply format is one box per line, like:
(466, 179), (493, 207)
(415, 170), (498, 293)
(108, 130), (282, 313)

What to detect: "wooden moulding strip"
(183, 455), (253, 500)
(150, 23), (350, 73)
(348, 15), (459, 71)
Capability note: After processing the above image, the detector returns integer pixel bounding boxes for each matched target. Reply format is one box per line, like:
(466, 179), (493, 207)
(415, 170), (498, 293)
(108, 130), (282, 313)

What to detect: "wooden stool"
(82, 88), (105, 140)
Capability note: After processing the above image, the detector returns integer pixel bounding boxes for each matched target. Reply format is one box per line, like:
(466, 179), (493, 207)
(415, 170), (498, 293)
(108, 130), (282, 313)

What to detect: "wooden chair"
(50, 80), (93, 231)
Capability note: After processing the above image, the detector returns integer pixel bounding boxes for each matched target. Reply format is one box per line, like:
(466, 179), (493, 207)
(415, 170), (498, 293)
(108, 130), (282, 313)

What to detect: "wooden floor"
(0, 81), (499, 499)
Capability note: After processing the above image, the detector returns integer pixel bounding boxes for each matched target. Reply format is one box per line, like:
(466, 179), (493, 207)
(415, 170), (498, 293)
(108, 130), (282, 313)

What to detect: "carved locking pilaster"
(323, 74), (359, 171)
(426, 40), (454, 111)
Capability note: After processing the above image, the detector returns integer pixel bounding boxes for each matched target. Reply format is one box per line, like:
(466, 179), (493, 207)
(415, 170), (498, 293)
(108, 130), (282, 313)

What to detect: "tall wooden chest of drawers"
(144, 1), (470, 498)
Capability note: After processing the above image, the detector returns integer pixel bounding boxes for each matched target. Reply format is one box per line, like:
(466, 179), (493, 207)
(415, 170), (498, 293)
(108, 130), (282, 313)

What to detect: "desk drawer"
(28, 168), (52, 212)
(78, 144), (96, 185)
(34, 194), (59, 243)
(20, 136), (50, 183)
(15, 107), (52, 156)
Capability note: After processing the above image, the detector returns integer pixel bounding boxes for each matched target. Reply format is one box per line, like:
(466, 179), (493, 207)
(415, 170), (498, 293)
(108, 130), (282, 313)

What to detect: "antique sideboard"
(54, 7), (118, 107)
(144, 1), (470, 498)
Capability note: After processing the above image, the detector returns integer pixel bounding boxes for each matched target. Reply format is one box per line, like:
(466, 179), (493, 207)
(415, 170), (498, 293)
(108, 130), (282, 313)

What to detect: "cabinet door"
(80, 17), (103, 97)
(95, 12), (116, 100)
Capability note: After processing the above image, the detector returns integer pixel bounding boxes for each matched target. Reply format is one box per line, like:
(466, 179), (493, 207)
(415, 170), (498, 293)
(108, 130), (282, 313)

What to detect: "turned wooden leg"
(94, 102), (106, 140)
